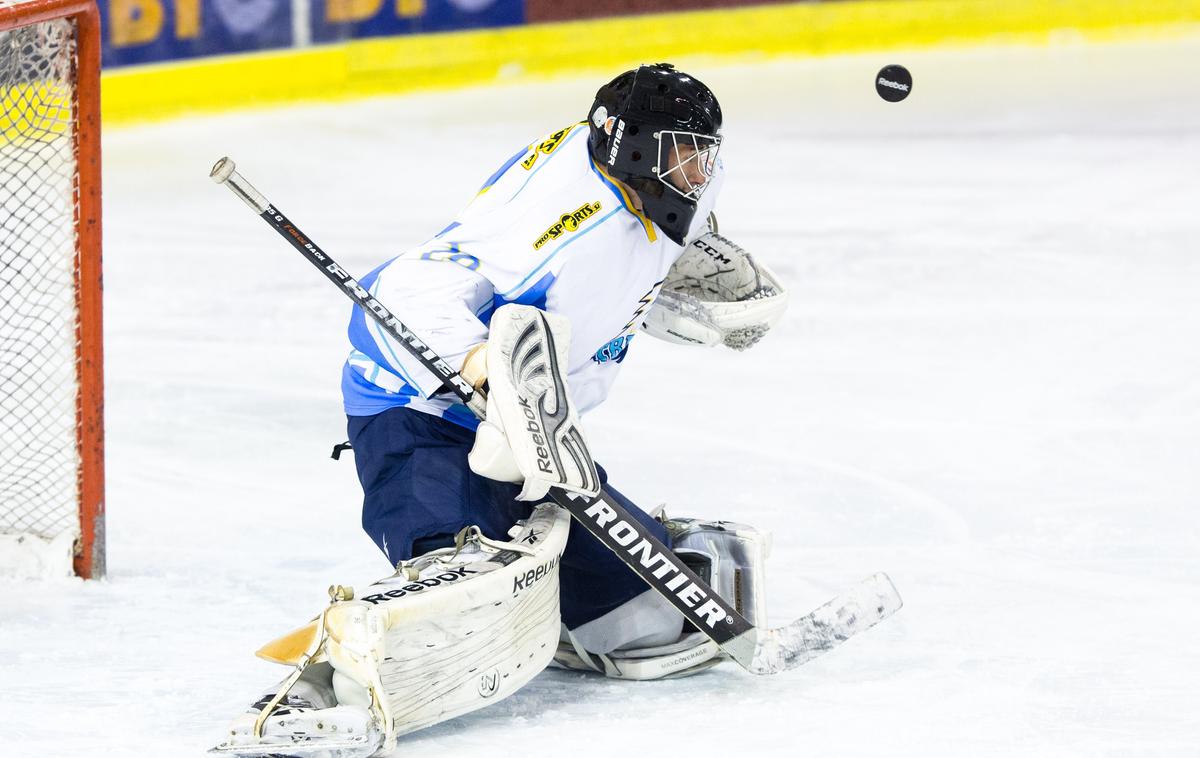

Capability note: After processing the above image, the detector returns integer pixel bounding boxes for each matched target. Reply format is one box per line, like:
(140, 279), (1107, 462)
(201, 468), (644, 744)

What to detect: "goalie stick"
(210, 157), (902, 675)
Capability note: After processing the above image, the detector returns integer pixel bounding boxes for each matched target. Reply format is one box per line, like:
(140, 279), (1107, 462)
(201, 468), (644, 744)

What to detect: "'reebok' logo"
(510, 314), (598, 493)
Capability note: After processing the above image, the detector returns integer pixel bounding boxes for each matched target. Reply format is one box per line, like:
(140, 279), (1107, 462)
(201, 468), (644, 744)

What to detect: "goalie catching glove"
(463, 304), (600, 502)
(641, 232), (789, 351)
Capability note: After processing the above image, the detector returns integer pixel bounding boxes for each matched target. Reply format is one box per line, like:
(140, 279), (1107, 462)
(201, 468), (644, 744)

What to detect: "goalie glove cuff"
(460, 342), (489, 392)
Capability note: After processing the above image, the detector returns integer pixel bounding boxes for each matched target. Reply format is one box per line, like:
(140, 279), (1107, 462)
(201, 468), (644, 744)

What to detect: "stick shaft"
(210, 158), (480, 412)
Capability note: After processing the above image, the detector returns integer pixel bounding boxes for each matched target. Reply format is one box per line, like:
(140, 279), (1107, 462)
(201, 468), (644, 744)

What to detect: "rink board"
(100, 0), (1200, 124)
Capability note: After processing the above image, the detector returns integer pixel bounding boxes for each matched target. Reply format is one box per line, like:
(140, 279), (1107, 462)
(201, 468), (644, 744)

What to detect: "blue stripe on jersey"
(497, 207), (620, 299)
(478, 144), (531, 194)
(345, 253), (400, 364)
(512, 269), (555, 309)
(359, 254), (398, 290)
(365, 276), (423, 390)
(512, 126), (585, 200)
(442, 402), (481, 431)
(348, 313), (394, 381)
(342, 361), (416, 415)
(343, 362), (480, 429)
(589, 159), (657, 242)
(589, 159), (632, 212)
(480, 270), (556, 325)
(434, 220), (461, 238)
(346, 260), (424, 392)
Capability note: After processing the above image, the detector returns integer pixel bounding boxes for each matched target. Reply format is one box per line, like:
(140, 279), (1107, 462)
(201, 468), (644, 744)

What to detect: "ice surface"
(3, 32), (1199, 756)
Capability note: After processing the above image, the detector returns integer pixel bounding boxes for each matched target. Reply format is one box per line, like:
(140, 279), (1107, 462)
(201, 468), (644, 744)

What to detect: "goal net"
(0, 0), (103, 579)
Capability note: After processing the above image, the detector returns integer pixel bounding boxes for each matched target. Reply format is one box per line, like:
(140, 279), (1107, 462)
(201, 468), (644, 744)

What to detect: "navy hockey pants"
(346, 406), (671, 630)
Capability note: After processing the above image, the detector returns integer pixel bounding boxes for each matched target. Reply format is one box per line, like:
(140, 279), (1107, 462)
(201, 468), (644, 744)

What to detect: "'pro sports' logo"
(533, 201), (602, 250)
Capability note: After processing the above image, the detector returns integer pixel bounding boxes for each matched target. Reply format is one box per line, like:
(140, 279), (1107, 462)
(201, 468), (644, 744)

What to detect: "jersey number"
(420, 249), (481, 271)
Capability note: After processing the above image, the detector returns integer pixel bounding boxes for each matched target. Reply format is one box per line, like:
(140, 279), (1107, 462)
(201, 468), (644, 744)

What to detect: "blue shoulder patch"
(592, 334), (635, 364)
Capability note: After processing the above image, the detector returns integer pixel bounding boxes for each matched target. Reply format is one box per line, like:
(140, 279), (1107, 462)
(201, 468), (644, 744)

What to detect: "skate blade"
(208, 733), (380, 758)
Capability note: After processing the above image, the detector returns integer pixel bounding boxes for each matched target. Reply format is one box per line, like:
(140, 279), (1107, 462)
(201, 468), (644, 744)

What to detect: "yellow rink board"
(102, 0), (1200, 124)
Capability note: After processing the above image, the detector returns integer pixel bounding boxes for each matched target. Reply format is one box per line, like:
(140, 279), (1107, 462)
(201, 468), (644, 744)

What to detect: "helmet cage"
(653, 130), (721, 202)
(587, 63), (723, 245)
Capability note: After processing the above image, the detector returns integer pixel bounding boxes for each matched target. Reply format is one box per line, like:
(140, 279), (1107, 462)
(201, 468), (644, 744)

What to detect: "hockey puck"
(875, 65), (912, 102)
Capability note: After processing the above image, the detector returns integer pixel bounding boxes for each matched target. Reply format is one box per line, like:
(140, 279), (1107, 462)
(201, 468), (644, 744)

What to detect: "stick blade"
(747, 572), (902, 675)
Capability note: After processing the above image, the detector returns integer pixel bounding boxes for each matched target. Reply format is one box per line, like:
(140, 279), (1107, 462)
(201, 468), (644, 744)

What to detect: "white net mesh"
(0, 12), (81, 562)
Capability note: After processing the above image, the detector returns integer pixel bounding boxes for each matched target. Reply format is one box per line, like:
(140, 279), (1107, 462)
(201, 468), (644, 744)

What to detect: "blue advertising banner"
(100, 0), (525, 68)
(102, 0), (294, 67)
(310, 0), (522, 44)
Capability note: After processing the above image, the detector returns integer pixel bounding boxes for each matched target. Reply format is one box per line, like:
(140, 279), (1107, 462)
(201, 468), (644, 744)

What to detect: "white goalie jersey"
(341, 122), (725, 428)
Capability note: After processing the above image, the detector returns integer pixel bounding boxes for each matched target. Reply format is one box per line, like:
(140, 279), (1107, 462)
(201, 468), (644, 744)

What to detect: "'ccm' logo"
(690, 237), (732, 266)
(582, 501), (728, 629)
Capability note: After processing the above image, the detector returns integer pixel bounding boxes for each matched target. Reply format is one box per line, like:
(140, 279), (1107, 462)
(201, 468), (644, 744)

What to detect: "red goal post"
(0, 0), (103, 578)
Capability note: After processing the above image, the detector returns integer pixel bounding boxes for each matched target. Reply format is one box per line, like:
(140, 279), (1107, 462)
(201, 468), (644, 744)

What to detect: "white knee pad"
(552, 516), (770, 681)
(667, 517), (771, 628)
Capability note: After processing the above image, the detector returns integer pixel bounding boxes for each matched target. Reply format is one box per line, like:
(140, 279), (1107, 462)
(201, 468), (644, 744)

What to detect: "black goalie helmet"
(587, 63), (723, 245)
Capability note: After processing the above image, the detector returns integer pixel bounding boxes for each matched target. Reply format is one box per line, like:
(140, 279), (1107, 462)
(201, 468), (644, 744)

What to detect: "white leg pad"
(214, 505), (570, 757)
(325, 505), (570, 751)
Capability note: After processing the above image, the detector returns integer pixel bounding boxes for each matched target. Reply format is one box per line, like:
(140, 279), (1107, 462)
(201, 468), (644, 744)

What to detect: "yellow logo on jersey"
(521, 126), (575, 170)
(533, 202), (602, 249)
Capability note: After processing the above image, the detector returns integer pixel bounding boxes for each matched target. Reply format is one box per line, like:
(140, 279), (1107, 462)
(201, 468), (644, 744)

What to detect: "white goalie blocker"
(467, 303), (600, 501)
(641, 232), (789, 351)
(212, 505), (571, 757)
